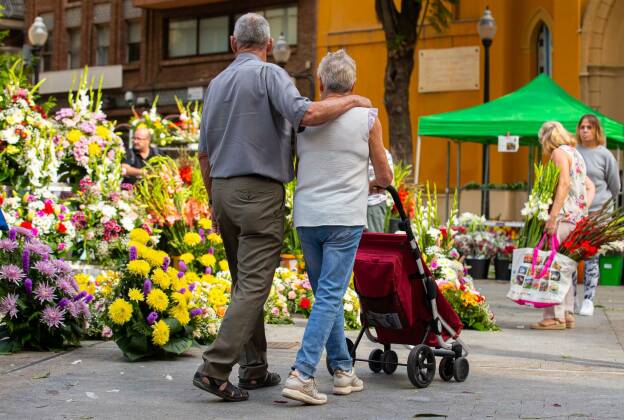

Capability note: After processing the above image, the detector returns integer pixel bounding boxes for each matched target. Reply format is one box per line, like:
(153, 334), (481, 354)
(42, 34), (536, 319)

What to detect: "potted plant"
(492, 231), (515, 280)
(453, 231), (496, 279)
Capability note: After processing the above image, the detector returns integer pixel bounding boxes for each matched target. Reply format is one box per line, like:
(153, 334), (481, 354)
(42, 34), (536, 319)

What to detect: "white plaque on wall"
(187, 87), (204, 101)
(418, 46), (480, 93)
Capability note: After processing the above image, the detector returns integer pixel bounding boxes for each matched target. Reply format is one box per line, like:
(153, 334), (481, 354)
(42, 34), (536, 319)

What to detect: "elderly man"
(121, 126), (159, 184)
(193, 13), (372, 402)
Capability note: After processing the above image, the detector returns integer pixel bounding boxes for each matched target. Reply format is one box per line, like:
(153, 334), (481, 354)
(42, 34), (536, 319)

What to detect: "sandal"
(529, 319), (566, 330)
(193, 372), (249, 402)
(238, 371), (281, 390)
(565, 313), (576, 329)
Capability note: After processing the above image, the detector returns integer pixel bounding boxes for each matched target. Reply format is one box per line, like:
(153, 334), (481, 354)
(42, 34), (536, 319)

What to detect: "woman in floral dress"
(530, 121), (595, 330)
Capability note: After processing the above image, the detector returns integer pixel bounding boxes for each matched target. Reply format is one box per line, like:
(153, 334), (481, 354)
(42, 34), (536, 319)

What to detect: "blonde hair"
(538, 121), (576, 157)
(576, 114), (606, 146)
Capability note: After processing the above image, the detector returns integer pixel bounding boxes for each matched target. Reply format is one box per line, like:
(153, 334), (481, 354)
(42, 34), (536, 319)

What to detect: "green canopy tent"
(416, 74), (624, 218)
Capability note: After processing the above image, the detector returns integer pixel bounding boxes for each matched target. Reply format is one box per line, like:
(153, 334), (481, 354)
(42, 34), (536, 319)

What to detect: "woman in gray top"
(576, 114), (621, 316)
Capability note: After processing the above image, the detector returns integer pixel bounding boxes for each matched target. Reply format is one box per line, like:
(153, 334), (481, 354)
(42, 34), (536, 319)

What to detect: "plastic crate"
(598, 255), (624, 286)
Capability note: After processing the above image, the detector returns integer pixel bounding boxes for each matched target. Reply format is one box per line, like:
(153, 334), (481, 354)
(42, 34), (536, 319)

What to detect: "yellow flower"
(199, 254), (216, 267)
(201, 274), (217, 284)
(151, 320), (170, 346)
(171, 276), (188, 292)
(127, 259), (151, 277)
(152, 268), (171, 289)
(128, 288), (144, 302)
(108, 299), (133, 325)
(179, 253), (194, 264)
(5, 145), (19, 154)
(208, 285), (228, 307)
(218, 260), (229, 272)
(171, 292), (187, 305)
(129, 228), (150, 245)
(88, 142), (102, 158)
(170, 304), (190, 326)
(461, 291), (479, 307)
(184, 271), (199, 284)
(207, 233), (223, 245)
(146, 288), (169, 312)
(183, 232), (202, 247)
(167, 267), (179, 281)
(198, 218), (212, 230)
(95, 125), (111, 140)
(144, 249), (167, 267)
(67, 129), (82, 144)
(74, 273), (90, 289)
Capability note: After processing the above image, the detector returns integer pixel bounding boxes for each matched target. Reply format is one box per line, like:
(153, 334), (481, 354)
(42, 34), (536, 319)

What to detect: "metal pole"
(528, 144), (534, 188)
(481, 39), (492, 219)
(456, 141), (461, 212)
(414, 136), (422, 185)
(446, 141), (451, 221)
(33, 46), (41, 85)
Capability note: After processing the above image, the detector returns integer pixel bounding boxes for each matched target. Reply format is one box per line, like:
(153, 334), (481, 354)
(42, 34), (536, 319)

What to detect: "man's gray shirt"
(199, 53), (311, 183)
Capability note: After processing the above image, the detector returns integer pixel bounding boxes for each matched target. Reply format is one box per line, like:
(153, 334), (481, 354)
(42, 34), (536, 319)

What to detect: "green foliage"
(440, 287), (500, 331)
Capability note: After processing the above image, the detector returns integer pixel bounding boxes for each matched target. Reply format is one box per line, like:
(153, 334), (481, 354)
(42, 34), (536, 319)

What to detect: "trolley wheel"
(326, 338), (356, 376)
(438, 356), (454, 382)
(407, 345), (436, 388)
(381, 350), (398, 374)
(368, 349), (384, 373)
(453, 357), (469, 382)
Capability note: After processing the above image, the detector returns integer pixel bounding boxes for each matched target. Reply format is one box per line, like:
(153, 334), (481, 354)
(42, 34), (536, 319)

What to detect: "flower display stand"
(494, 257), (511, 280)
(465, 258), (490, 279)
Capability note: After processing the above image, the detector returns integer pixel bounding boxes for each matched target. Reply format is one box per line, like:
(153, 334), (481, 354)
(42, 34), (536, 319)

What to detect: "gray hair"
(233, 13), (270, 49)
(317, 49), (356, 93)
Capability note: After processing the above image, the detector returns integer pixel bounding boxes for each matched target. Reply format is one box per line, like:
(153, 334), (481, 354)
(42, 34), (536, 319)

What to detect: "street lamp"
(272, 33), (314, 99)
(477, 6), (496, 219)
(28, 16), (49, 85)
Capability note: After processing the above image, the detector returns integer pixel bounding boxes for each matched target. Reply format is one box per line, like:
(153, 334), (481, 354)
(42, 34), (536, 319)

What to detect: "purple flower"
(188, 283), (196, 292)
(0, 239), (18, 252)
(65, 301), (81, 318)
(52, 259), (73, 274)
(162, 256), (170, 272)
(143, 279), (152, 296)
(0, 264), (25, 284)
(74, 290), (87, 301)
(208, 247), (214, 255)
(198, 228), (205, 240)
(205, 267), (212, 275)
(25, 240), (52, 258)
(55, 107), (74, 119)
(8, 228), (16, 241)
(177, 271), (184, 278)
(58, 298), (70, 308)
(179, 261), (187, 272)
(34, 282), (55, 303)
(146, 311), (158, 325)
(24, 278), (33, 294)
(101, 326), (113, 338)
(78, 121), (96, 134)
(77, 300), (90, 318)
(190, 308), (202, 317)
(0, 293), (19, 319)
(129, 246), (137, 261)
(10, 227), (33, 239)
(177, 288), (186, 294)
(84, 294), (94, 303)
(41, 306), (65, 329)
(34, 260), (56, 277)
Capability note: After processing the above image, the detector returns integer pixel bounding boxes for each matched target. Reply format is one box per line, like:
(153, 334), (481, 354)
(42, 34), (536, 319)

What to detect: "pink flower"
(287, 291), (296, 300)
(271, 307), (280, 316)
(101, 326), (113, 338)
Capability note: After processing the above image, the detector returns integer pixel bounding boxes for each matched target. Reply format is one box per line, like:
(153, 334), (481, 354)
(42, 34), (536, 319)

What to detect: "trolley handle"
(385, 186), (415, 241)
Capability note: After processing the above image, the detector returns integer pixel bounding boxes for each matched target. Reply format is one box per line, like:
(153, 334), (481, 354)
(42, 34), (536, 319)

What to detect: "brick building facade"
(24, 0), (316, 119)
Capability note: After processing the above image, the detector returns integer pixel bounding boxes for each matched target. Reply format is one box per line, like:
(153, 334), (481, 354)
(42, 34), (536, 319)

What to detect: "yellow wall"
(316, 0), (583, 189)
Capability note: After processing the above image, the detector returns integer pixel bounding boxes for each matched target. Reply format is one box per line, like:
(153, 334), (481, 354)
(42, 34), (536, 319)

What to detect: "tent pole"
(415, 135), (422, 185)
(446, 141), (450, 221)
(456, 141), (461, 213)
(618, 147), (622, 208)
(528, 144), (534, 188)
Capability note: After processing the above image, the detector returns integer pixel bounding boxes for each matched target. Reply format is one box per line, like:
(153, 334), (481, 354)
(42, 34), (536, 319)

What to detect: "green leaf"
(163, 318), (183, 334)
(162, 337), (193, 355)
(0, 338), (21, 353)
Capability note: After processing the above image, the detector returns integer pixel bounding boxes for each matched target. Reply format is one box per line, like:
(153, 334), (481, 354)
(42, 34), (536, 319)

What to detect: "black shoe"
(238, 371), (281, 390)
(193, 372), (249, 402)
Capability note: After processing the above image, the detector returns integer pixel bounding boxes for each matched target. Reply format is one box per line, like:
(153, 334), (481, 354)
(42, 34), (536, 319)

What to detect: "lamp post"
(28, 17), (49, 85)
(477, 6), (496, 219)
(273, 33), (315, 99)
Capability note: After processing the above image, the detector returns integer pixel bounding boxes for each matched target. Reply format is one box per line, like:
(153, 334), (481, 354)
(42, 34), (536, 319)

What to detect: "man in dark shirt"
(121, 126), (159, 184)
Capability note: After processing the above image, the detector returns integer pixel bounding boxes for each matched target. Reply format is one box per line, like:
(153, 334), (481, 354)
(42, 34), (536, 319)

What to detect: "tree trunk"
(384, 53), (415, 166)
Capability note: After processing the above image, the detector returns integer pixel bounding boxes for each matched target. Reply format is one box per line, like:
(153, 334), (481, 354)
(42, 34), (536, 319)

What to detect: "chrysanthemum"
(170, 304), (190, 326)
(179, 253), (194, 264)
(34, 260), (57, 277)
(0, 293), (19, 318)
(129, 228), (150, 245)
(218, 260), (229, 272)
(0, 239), (18, 252)
(151, 320), (170, 346)
(41, 306), (65, 328)
(34, 282), (55, 303)
(65, 301), (81, 318)
(171, 291), (187, 305)
(108, 298), (133, 325)
(25, 240), (52, 258)
(127, 259), (150, 277)
(52, 259), (73, 274)
(152, 268), (171, 289)
(199, 254), (216, 267)
(146, 289), (169, 312)
(183, 232), (202, 247)
(198, 218), (212, 230)
(128, 288), (144, 302)
(207, 233), (223, 245)
(183, 271), (199, 284)
(0, 264), (24, 284)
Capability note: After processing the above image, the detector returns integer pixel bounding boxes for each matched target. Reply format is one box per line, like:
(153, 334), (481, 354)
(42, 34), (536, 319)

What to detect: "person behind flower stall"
(281, 49), (393, 405)
(366, 148), (393, 232)
(120, 126), (160, 184)
(575, 114), (620, 316)
(194, 13), (374, 403)
(530, 121), (595, 330)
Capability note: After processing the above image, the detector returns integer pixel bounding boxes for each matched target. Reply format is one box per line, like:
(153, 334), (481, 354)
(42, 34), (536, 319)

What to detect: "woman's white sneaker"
(333, 369), (364, 395)
(281, 370), (327, 405)
(579, 299), (594, 316)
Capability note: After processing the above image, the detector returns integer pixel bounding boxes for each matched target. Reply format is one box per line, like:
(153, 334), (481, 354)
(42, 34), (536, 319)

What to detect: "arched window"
(536, 23), (552, 75)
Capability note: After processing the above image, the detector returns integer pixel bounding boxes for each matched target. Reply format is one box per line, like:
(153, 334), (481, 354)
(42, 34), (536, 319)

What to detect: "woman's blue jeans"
(293, 225), (364, 378)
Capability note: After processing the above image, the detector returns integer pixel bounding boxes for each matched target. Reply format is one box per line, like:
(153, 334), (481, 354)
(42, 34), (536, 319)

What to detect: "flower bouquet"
(0, 62), (58, 191)
(74, 270), (121, 339)
(0, 227), (91, 352)
(171, 97), (201, 145)
(129, 96), (178, 147)
(437, 281), (499, 331)
(54, 70), (125, 192)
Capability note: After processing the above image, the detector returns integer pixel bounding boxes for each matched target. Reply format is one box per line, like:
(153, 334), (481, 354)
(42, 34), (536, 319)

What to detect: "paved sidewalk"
(1, 281), (623, 420)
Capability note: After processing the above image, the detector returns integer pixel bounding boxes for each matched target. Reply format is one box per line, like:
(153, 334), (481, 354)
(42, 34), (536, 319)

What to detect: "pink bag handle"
(530, 233), (560, 279)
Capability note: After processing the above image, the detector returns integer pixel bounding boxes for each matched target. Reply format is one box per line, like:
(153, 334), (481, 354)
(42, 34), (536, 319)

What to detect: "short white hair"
(234, 13), (270, 49)
(317, 49), (356, 93)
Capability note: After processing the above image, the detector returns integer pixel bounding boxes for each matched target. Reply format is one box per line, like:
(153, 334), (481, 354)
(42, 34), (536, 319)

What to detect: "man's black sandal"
(238, 371), (281, 390)
(193, 372), (249, 402)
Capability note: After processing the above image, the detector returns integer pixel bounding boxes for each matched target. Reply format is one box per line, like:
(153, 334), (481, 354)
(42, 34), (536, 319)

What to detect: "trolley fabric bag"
(507, 233), (577, 308)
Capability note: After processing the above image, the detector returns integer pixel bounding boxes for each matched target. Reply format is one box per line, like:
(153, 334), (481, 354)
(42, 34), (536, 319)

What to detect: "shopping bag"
(507, 233), (577, 308)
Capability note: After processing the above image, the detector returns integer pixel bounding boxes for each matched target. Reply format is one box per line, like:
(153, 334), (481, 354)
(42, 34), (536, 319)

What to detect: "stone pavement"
(1, 281), (623, 420)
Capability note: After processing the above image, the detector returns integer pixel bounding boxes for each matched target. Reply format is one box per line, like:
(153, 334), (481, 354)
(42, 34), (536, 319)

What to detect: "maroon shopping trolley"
(326, 186), (469, 388)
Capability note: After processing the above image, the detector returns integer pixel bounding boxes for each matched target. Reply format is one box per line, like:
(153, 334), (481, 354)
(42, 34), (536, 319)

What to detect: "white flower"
(344, 303), (354, 312)
(100, 204), (117, 221)
(1, 128), (20, 145)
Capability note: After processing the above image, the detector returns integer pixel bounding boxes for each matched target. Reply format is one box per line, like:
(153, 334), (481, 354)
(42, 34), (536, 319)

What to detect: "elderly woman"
(530, 121), (595, 330)
(281, 50), (392, 405)
(576, 114), (620, 316)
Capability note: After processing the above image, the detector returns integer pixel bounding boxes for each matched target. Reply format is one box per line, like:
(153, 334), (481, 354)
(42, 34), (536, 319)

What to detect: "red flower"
(440, 226), (448, 239)
(179, 166), (192, 185)
(0, 196), (3, 206)
(299, 297), (311, 310)
(43, 201), (55, 215)
(57, 222), (67, 234)
(20, 220), (33, 230)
